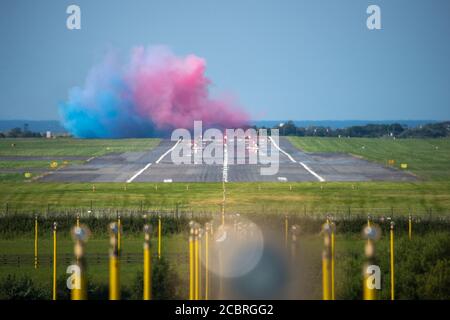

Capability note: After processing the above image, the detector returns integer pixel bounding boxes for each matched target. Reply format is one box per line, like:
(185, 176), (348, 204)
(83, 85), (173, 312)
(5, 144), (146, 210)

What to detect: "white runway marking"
(223, 142), (228, 183)
(126, 163), (152, 183)
(155, 138), (182, 164)
(299, 162), (326, 182)
(268, 136), (326, 182)
(126, 139), (181, 183)
(268, 136), (296, 163)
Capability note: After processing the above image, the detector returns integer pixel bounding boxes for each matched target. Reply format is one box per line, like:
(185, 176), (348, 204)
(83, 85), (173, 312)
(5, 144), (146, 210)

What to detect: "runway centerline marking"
(223, 142), (228, 183)
(268, 136), (326, 182)
(126, 139), (181, 183)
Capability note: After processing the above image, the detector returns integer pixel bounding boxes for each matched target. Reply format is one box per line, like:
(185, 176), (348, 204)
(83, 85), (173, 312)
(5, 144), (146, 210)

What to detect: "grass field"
(0, 181), (449, 215)
(0, 160), (85, 169)
(0, 138), (160, 157)
(1, 137), (449, 299)
(0, 138), (160, 182)
(0, 232), (189, 299)
(288, 137), (450, 181)
(0, 137), (448, 214)
(2, 231), (449, 299)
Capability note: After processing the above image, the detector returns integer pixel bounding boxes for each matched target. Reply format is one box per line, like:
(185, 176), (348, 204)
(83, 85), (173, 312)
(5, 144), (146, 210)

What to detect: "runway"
(40, 137), (416, 183)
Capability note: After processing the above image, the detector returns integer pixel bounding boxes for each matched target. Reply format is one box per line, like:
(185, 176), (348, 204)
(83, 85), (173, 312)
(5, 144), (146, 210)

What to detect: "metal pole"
(109, 222), (120, 300)
(331, 222), (335, 300)
(143, 224), (151, 300)
(117, 214), (121, 255)
(390, 221), (395, 300)
(290, 225), (299, 263)
(408, 215), (412, 240)
(189, 225), (194, 300)
(34, 215), (38, 269)
(322, 221), (331, 300)
(284, 216), (288, 249)
(194, 226), (199, 300)
(198, 229), (202, 300)
(71, 225), (89, 300)
(205, 223), (210, 300)
(158, 215), (162, 259)
(52, 222), (57, 300)
(363, 222), (377, 300)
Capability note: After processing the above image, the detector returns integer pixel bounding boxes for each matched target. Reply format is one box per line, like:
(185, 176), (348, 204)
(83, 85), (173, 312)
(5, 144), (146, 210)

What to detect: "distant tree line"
(0, 127), (43, 138)
(253, 121), (450, 138)
(1, 121), (449, 139)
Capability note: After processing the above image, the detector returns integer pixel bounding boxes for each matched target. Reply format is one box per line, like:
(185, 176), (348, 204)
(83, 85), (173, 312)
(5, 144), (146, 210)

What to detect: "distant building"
(46, 131), (52, 139)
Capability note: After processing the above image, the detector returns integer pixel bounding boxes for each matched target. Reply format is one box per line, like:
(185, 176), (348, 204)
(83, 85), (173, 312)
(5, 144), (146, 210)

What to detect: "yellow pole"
(322, 253), (330, 300)
(198, 231), (202, 300)
(284, 216), (288, 249)
(109, 223), (120, 300)
(143, 225), (151, 300)
(52, 222), (57, 300)
(363, 222), (377, 300)
(194, 227), (199, 300)
(158, 216), (162, 259)
(408, 215), (412, 241)
(76, 214), (80, 228)
(117, 215), (121, 255)
(205, 224), (209, 300)
(322, 221), (331, 300)
(71, 225), (89, 300)
(34, 215), (38, 269)
(331, 222), (335, 300)
(189, 227), (194, 300)
(363, 265), (376, 300)
(390, 222), (395, 300)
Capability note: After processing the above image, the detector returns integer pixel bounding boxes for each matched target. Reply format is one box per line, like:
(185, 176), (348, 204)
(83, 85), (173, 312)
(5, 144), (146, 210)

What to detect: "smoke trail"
(59, 46), (249, 138)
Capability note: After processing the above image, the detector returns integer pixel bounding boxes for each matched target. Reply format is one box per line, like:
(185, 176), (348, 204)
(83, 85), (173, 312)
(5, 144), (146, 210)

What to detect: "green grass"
(0, 160), (84, 169)
(0, 233), (187, 291)
(0, 136), (449, 215)
(0, 181), (449, 215)
(288, 137), (450, 181)
(0, 182), (223, 213)
(2, 232), (449, 299)
(0, 174), (25, 182)
(0, 138), (160, 157)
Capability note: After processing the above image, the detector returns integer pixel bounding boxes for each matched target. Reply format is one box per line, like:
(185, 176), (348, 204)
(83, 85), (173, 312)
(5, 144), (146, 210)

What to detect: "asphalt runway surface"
(39, 137), (416, 183)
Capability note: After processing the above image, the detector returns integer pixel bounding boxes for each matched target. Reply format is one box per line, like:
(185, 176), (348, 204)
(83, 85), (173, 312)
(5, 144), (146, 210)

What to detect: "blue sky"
(1, 0), (449, 121)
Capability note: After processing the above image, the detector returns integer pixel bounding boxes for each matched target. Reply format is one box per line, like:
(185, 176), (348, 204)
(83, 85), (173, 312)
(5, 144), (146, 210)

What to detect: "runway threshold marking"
(126, 139), (182, 183)
(268, 136), (326, 182)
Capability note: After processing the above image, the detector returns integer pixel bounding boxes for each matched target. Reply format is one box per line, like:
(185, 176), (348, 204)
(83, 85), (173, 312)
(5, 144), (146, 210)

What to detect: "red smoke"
(59, 46), (249, 138)
(128, 46), (249, 130)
